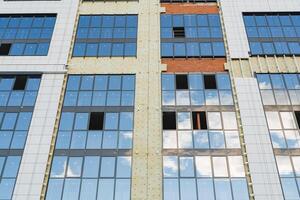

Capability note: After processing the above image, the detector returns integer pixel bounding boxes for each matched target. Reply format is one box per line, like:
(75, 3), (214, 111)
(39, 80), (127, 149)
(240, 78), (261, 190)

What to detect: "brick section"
(162, 58), (226, 72)
(161, 3), (219, 14)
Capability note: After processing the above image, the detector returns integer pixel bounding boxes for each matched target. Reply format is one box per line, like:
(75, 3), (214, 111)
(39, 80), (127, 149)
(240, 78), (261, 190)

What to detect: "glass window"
(74, 15), (137, 57)
(100, 157), (115, 177)
(212, 157), (228, 177)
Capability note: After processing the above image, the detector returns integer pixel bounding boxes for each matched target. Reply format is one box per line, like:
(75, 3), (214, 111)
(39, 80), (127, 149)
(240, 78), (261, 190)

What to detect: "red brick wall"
(162, 58), (226, 72)
(161, 3), (219, 14)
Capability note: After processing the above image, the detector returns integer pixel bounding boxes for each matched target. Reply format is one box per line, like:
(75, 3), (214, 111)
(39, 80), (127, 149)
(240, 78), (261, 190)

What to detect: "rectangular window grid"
(162, 73), (233, 106)
(266, 111), (300, 149)
(257, 74), (300, 106)
(163, 155), (249, 200)
(163, 111), (240, 149)
(46, 75), (135, 200)
(0, 75), (41, 107)
(46, 156), (131, 200)
(161, 14), (225, 58)
(56, 112), (133, 150)
(0, 74), (40, 199)
(73, 15), (138, 57)
(0, 156), (22, 199)
(0, 14), (56, 56)
(276, 156), (300, 200)
(64, 75), (135, 107)
(161, 72), (249, 199)
(243, 13), (300, 56)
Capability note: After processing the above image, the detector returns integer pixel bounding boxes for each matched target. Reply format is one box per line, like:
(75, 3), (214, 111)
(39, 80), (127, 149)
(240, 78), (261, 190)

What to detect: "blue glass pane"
(64, 91), (78, 106)
(98, 43), (112, 56)
(92, 91), (106, 106)
(231, 179), (249, 200)
(62, 179), (80, 200)
(36, 43), (50, 56)
(174, 43), (185, 57)
(200, 43), (212, 56)
(180, 179), (197, 200)
(98, 179), (114, 200)
(112, 43), (124, 56)
(8, 91), (24, 106)
(22, 91), (37, 106)
(161, 43), (173, 57)
(11, 131), (27, 149)
(24, 43), (37, 55)
(197, 179), (214, 200)
(73, 43), (86, 57)
(215, 179), (233, 200)
(124, 43), (136, 56)
(161, 15), (172, 27)
(0, 179), (15, 199)
(86, 131), (102, 149)
(3, 156), (21, 177)
(250, 42), (262, 55)
(10, 43), (25, 56)
(56, 131), (71, 149)
(80, 179), (98, 199)
(78, 16), (90, 27)
(186, 43), (199, 57)
(244, 16), (256, 26)
(173, 15), (184, 27)
(288, 42), (300, 54)
(59, 112), (74, 131)
(16, 112), (32, 130)
(90, 16), (102, 27)
(164, 179), (179, 200)
(46, 179), (63, 200)
(0, 131), (12, 148)
(281, 178), (300, 199)
(77, 91), (92, 106)
(70, 131), (87, 149)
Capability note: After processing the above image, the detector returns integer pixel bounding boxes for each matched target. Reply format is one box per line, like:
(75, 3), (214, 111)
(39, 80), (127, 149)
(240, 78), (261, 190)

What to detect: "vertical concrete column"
(235, 78), (283, 200)
(131, 0), (162, 200)
(13, 73), (65, 200)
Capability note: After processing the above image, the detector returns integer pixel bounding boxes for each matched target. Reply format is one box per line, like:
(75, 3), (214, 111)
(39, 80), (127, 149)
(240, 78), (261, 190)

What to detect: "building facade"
(0, 0), (300, 199)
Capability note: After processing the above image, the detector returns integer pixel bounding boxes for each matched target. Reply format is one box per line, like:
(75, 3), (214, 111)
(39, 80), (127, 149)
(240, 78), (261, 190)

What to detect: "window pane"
(197, 179), (214, 200)
(100, 157), (115, 177)
(116, 156), (131, 178)
(207, 112), (222, 129)
(178, 131), (193, 148)
(180, 179), (197, 200)
(163, 131), (177, 149)
(195, 156), (212, 177)
(276, 156), (293, 177)
(214, 179), (233, 200)
(82, 156), (100, 178)
(115, 179), (131, 200)
(213, 157), (228, 177)
(164, 179), (179, 200)
(180, 157), (195, 177)
(80, 179), (97, 200)
(163, 156), (178, 177)
(98, 179), (114, 200)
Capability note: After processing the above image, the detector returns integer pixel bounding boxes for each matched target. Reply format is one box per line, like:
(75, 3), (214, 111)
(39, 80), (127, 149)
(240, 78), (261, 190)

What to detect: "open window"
(173, 27), (185, 38)
(176, 75), (188, 89)
(13, 75), (27, 90)
(192, 111), (207, 130)
(204, 75), (217, 89)
(89, 112), (104, 130)
(163, 112), (176, 130)
(295, 111), (300, 129)
(0, 43), (11, 56)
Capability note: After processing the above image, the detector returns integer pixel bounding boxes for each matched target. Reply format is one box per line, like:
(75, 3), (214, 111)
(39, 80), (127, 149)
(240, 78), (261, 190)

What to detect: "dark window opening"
(204, 75), (217, 89)
(295, 111), (300, 129)
(163, 112), (176, 130)
(0, 43), (11, 56)
(89, 112), (104, 130)
(173, 27), (185, 38)
(13, 75), (27, 90)
(192, 112), (207, 130)
(176, 75), (188, 89)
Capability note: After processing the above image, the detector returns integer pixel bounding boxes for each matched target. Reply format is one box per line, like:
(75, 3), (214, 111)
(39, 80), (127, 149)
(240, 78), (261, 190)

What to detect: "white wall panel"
(220, 0), (300, 58)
